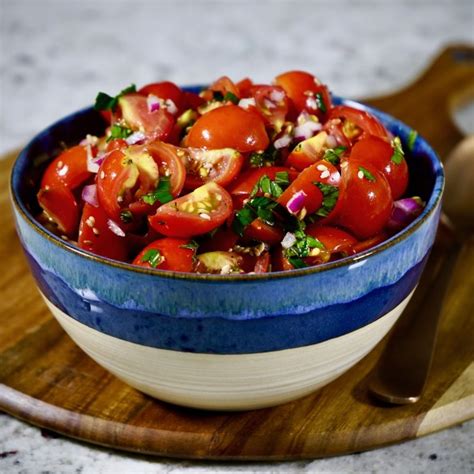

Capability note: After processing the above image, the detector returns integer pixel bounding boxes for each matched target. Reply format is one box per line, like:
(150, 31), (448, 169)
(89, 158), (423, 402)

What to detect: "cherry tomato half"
(286, 131), (329, 171)
(148, 182), (233, 237)
(349, 135), (408, 199)
(133, 238), (195, 272)
(250, 85), (289, 131)
(306, 224), (357, 257)
(185, 105), (269, 152)
(138, 81), (184, 114)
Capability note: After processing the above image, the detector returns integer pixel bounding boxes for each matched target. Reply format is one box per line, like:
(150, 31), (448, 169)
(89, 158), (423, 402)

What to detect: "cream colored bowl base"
(42, 291), (413, 410)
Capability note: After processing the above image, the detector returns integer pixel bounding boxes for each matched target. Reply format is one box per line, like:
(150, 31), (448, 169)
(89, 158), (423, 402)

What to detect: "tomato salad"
(36, 71), (424, 274)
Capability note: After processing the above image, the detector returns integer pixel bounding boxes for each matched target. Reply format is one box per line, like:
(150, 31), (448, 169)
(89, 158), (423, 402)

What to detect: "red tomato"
(146, 141), (186, 196)
(271, 247), (294, 271)
(118, 94), (174, 140)
(286, 131), (329, 171)
(185, 105), (269, 152)
(254, 251), (271, 273)
(235, 77), (253, 97)
(352, 232), (389, 254)
(97, 148), (159, 220)
(132, 238), (195, 272)
(323, 118), (351, 149)
(330, 161), (393, 239)
(278, 160), (340, 216)
(105, 139), (128, 152)
(138, 81), (184, 113)
(306, 224), (357, 256)
(78, 203), (128, 261)
(250, 85), (289, 131)
(198, 227), (239, 253)
(328, 106), (389, 141)
(182, 91), (205, 110)
(275, 70), (331, 119)
(243, 218), (283, 245)
(349, 135), (408, 199)
(37, 185), (79, 237)
(183, 148), (244, 190)
(40, 145), (91, 190)
(149, 182), (233, 237)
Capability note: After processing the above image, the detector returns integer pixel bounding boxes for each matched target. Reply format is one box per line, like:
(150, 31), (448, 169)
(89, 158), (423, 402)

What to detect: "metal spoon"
(369, 135), (474, 404)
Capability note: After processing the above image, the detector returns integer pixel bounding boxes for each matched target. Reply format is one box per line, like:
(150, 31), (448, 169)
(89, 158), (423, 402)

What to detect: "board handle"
(365, 44), (474, 159)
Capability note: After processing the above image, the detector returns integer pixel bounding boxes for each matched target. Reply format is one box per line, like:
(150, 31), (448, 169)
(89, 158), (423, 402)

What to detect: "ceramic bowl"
(10, 93), (444, 410)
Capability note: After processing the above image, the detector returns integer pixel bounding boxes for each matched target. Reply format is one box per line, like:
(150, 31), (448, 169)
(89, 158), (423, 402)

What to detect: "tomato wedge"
(78, 203), (128, 261)
(138, 81), (184, 114)
(278, 160), (340, 217)
(133, 238), (195, 272)
(118, 94), (174, 140)
(250, 85), (289, 131)
(182, 148), (244, 190)
(349, 135), (408, 199)
(286, 131), (329, 170)
(185, 105), (269, 152)
(149, 182), (233, 237)
(328, 105), (389, 141)
(306, 224), (357, 257)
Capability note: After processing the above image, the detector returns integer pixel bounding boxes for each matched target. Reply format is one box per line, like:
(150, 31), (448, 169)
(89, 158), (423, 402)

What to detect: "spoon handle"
(369, 239), (461, 404)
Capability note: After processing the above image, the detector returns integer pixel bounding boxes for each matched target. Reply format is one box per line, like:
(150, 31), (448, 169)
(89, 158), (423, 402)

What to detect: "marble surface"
(1, 0), (473, 472)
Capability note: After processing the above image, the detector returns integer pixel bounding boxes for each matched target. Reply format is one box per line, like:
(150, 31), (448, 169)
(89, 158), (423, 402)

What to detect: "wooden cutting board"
(0, 45), (473, 461)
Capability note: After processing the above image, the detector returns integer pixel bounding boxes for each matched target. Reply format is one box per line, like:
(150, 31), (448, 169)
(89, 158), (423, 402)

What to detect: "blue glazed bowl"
(10, 93), (444, 410)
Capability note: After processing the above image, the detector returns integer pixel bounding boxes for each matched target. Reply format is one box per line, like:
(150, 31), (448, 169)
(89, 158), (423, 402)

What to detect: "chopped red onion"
(263, 98), (276, 109)
(294, 120), (322, 141)
(238, 98), (256, 109)
(165, 99), (178, 115)
(387, 197), (424, 231)
(86, 144), (103, 173)
(286, 190), (307, 215)
(281, 232), (296, 249)
(274, 134), (292, 149)
(147, 94), (161, 113)
(269, 89), (285, 102)
(81, 184), (99, 207)
(326, 134), (338, 149)
(126, 131), (146, 145)
(107, 219), (126, 237)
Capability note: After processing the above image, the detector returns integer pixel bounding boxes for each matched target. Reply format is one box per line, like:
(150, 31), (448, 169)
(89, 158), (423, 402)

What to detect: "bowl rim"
(10, 96), (445, 282)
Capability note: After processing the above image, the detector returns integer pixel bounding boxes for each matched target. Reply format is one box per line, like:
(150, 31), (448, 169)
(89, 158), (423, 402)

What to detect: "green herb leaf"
(180, 240), (199, 251)
(106, 124), (133, 142)
(223, 92), (239, 104)
(315, 92), (327, 113)
(390, 136), (405, 165)
(283, 228), (325, 267)
(119, 210), (133, 223)
(323, 146), (346, 165)
(275, 171), (289, 186)
(289, 256), (307, 268)
(407, 130), (418, 151)
(358, 166), (376, 182)
(142, 176), (173, 205)
(251, 172), (289, 199)
(232, 206), (256, 236)
(141, 249), (162, 268)
(94, 84), (137, 111)
(249, 146), (279, 168)
(314, 183), (339, 217)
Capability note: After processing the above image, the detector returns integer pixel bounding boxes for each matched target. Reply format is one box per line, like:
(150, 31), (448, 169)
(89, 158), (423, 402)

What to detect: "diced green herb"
(284, 228), (325, 268)
(315, 92), (327, 113)
(314, 183), (339, 217)
(94, 84), (136, 111)
(249, 146), (279, 168)
(390, 136), (405, 165)
(141, 249), (162, 268)
(180, 240), (199, 251)
(223, 92), (239, 104)
(250, 172), (289, 199)
(358, 166), (376, 182)
(142, 176), (173, 205)
(275, 171), (290, 186)
(288, 256), (307, 268)
(119, 210), (133, 223)
(232, 206), (256, 236)
(407, 130), (418, 151)
(323, 146), (346, 165)
(106, 124), (133, 142)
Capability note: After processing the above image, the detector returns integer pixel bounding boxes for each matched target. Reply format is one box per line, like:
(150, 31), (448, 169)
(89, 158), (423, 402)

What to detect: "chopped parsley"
(390, 136), (405, 165)
(408, 130), (418, 151)
(249, 146), (279, 168)
(106, 124), (133, 142)
(142, 176), (173, 205)
(232, 196), (297, 237)
(119, 210), (133, 223)
(180, 240), (199, 251)
(250, 171), (289, 199)
(315, 92), (327, 113)
(358, 166), (376, 182)
(212, 91), (239, 104)
(284, 228), (325, 268)
(141, 249), (162, 268)
(323, 146), (346, 165)
(314, 183), (339, 217)
(94, 84), (137, 111)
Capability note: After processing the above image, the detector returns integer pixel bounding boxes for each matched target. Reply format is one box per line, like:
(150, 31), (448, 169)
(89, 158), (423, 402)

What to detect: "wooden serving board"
(1, 45), (473, 460)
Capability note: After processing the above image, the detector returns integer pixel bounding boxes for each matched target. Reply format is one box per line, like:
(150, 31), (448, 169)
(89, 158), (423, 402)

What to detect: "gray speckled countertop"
(1, 0), (473, 472)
